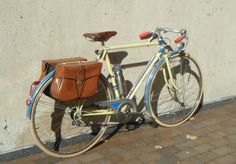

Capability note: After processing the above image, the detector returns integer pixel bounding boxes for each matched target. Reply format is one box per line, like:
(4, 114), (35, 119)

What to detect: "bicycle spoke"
(30, 76), (112, 157)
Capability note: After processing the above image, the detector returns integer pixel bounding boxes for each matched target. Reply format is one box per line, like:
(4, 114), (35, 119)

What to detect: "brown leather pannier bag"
(39, 57), (87, 81)
(50, 61), (102, 102)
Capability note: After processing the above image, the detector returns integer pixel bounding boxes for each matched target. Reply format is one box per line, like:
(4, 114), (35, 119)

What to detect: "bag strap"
(60, 61), (86, 65)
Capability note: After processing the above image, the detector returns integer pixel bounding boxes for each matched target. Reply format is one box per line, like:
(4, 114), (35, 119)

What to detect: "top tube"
(103, 42), (159, 51)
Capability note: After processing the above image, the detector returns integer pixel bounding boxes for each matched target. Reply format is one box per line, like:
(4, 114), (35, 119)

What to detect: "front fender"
(144, 50), (182, 113)
(26, 70), (55, 119)
(144, 58), (165, 113)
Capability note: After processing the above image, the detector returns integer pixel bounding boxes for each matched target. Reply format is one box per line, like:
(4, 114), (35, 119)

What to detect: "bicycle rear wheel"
(30, 75), (113, 158)
(147, 53), (203, 127)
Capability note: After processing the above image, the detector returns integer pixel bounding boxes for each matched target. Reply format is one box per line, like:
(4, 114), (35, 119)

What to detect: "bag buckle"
(76, 79), (83, 85)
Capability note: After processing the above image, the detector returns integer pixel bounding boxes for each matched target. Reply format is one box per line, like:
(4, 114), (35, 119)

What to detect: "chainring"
(116, 103), (134, 123)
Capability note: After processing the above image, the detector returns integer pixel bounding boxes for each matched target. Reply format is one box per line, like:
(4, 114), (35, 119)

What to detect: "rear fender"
(26, 71), (55, 119)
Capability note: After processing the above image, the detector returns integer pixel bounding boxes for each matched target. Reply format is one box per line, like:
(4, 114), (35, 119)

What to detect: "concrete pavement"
(3, 102), (236, 164)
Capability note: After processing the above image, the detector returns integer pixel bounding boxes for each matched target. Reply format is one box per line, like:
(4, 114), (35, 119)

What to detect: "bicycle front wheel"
(147, 53), (203, 127)
(30, 75), (113, 158)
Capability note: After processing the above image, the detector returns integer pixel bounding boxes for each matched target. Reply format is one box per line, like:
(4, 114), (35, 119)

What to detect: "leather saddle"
(83, 31), (117, 42)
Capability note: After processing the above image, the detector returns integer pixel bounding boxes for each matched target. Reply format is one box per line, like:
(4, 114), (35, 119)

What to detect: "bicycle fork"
(162, 55), (180, 92)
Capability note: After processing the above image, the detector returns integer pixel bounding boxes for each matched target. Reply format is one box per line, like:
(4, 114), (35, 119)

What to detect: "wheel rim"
(30, 77), (111, 158)
(148, 54), (203, 127)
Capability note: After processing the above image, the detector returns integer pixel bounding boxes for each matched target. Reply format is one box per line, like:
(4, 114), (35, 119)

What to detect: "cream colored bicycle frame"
(99, 42), (180, 99)
(81, 41), (180, 117)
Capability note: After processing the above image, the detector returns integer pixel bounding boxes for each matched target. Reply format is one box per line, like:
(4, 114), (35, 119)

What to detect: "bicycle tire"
(30, 74), (113, 158)
(147, 53), (203, 127)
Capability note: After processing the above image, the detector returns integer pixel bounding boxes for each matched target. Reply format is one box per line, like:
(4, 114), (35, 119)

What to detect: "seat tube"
(104, 52), (120, 99)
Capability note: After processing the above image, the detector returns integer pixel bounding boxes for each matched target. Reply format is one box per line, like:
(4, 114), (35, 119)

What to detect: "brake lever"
(148, 34), (158, 43)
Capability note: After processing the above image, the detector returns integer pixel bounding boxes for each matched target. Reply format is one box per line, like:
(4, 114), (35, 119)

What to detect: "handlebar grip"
(174, 35), (185, 44)
(139, 32), (152, 40)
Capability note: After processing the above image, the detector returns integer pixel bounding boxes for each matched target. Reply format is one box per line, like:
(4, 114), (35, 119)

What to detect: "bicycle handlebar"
(154, 27), (187, 35)
(139, 27), (188, 45)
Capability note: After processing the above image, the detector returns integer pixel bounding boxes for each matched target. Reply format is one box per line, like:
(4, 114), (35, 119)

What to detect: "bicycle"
(26, 27), (203, 158)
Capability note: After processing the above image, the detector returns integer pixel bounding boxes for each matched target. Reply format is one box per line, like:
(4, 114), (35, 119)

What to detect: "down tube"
(126, 54), (160, 99)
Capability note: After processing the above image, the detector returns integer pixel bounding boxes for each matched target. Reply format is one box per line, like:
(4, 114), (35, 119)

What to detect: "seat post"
(101, 42), (105, 47)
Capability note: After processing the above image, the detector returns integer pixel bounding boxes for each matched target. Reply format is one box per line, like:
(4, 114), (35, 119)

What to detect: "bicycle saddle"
(83, 31), (117, 42)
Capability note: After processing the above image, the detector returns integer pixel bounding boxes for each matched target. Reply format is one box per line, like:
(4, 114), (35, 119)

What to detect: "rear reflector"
(26, 98), (31, 106)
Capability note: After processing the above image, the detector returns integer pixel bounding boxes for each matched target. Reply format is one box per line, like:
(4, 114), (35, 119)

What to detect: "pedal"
(135, 116), (144, 124)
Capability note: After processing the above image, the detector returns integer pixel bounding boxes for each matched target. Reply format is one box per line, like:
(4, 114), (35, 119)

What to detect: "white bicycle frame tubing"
(97, 42), (163, 100)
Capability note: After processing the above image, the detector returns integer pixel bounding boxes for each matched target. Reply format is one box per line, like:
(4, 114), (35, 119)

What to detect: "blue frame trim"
(169, 50), (182, 57)
(159, 47), (165, 54)
(26, 71), (55, 118)
(158, 39), (165, 45)
(111, 98), (137, 111)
